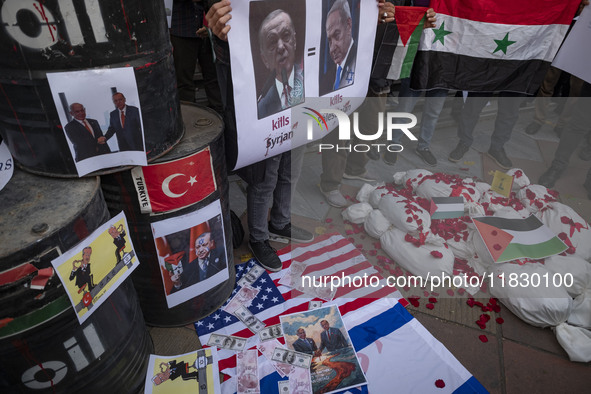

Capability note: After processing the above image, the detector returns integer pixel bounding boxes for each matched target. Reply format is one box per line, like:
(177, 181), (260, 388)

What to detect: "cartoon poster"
(228, 0), (376, 169)
(51, 212), (139, 324)
(151, 200), (229, 308)
(145, 348), (221, 394)
(46, 67), (147, 177)
(280, 305), (367, 394)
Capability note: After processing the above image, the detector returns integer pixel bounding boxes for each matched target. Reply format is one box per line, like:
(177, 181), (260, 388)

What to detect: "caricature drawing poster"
(144, 348), (221, 394)
(51, 212), (139, 324)
(280, 305), (367, 394)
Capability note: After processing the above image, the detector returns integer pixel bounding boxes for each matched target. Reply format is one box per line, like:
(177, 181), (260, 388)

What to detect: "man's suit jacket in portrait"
(257, 62), (304, 119)
(64, 118), (111, 162)
(320, 327), (348, 352)
(293, 337), (318, 355)
(171, 247), (226, 293)
(320, 41), (357, 96)
(105, 105), (144, 152)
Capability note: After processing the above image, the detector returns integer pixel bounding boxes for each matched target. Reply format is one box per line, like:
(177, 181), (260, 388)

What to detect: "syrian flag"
(387, 6), (428, 80)
(411, 0), (581, 94)
(430, 196), (465, 219)
(473, 215), (568, 263)
(194, 235), (486, 393)
(131, 147), (217, 214)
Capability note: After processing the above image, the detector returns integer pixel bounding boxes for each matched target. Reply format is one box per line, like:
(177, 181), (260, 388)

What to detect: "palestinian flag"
(472, 215), (568, 263)
(429, 196), (464, 219)
(411, 0), (581, 94)
(387, 6), (428, 80)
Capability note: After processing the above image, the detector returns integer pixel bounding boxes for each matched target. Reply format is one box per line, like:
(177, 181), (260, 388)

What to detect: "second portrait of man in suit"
(319, 0), (359, 96)
(251, 2), (306, 119)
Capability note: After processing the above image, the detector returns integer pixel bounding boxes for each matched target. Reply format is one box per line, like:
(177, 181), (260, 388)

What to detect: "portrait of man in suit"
(64, 103), (111, 162)
(315, 319), (349, 355)
(102, 92), (144, 152)
(169, 231), (226, 294)
(292, 328), (318, 355)
(256, 8), (304, 119)
(319, 0), (358, 96)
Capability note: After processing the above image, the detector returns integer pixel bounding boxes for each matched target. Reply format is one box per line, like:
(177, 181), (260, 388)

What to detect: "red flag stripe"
(432, 0), (579, 26)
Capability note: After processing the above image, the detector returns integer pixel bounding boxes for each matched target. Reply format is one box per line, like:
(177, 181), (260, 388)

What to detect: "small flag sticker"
(490, 170), (514, 198)
(429, 196), (465, 219)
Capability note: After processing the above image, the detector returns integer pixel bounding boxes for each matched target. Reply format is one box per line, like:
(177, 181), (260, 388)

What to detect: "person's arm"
(424, 8), (436, 29)
(377, 0), (396, 25)
(206, 0), (232, 41)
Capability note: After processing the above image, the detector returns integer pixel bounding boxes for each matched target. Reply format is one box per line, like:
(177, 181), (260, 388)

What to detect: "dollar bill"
(257, 339), (291, 378)
(258, 324), (283, 342)
(206, 333), (247, 351)
(234, 306), (266, 333)
(271, 348), (311, 369)
(223, 284), (260, 314)
(278, 380), (290, 394)
(289, 365), (312, 394)
(308, 300), (323, 310)
(237, 265), (266, 288)
(236, 349), (260, 394)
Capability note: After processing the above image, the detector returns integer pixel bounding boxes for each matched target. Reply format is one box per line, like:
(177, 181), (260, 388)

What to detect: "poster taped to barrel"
(145, 348), (221, 394)
(131, 146), (217, 214)
(51, 212), (139, 324)
(46, 67), (147, 176)
(0, 138), (14, 191)
(151, 200), (229, 308)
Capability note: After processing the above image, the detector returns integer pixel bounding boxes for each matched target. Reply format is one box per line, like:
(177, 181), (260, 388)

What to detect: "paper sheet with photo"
(151, 199), (230, 308)
(46, 67), (147, 176)
(51, 212), (139, 324)
(553, 7), (591, 84)
(144, 348), (221, 394)
(0, 138), (14, 191)
(280, 305), (367, 394)
(228, 0), (378, 169)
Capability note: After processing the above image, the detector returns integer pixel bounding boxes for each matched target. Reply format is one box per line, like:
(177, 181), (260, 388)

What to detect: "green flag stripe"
(0, 296), (70, 339)
(432, 211), (465, 219)
(496, 236), (567, 263)
(400, 16), (426, 79)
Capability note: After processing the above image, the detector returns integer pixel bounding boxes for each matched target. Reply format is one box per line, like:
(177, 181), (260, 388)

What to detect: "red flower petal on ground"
(429, 297), (437, 303)
(424, 291), (430, 297)
(493, 243), (502, 250)
(346, 230), (353, 235)
(426, 303), (435, 310)
(406, 217), (413, 223)
(479, 335), (488, 343)
(368, 250), (377, 256)
(496, 317), (504, 324)
(431, 291), (439, 296)
(476, 321), (486, 329)
(447, 289), (455, 296)
(467, 298), (475, 307)
(457, 288), (466, 295)
(408, 296), (420, 307)
(435, 379), (446, 388)
(480, 314), (491, 322)
(492, 304), (501, 313)
(431, 251), (443, 258)
(325, 218), (333, 223)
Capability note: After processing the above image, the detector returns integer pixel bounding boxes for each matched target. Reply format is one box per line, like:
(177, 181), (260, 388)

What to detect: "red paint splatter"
(33, 1), (56, 43)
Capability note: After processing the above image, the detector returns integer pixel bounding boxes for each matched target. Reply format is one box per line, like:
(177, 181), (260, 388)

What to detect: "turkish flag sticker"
(132, 147), (217, 214)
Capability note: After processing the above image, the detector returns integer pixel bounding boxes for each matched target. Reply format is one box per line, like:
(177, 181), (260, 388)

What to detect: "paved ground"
(149, 96), (591, 393)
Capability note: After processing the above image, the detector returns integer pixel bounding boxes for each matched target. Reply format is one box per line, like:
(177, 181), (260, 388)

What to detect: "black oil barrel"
(0, 169), (153, 392)
(101, 103), (235, 327)
(0, 0), (183, 177)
